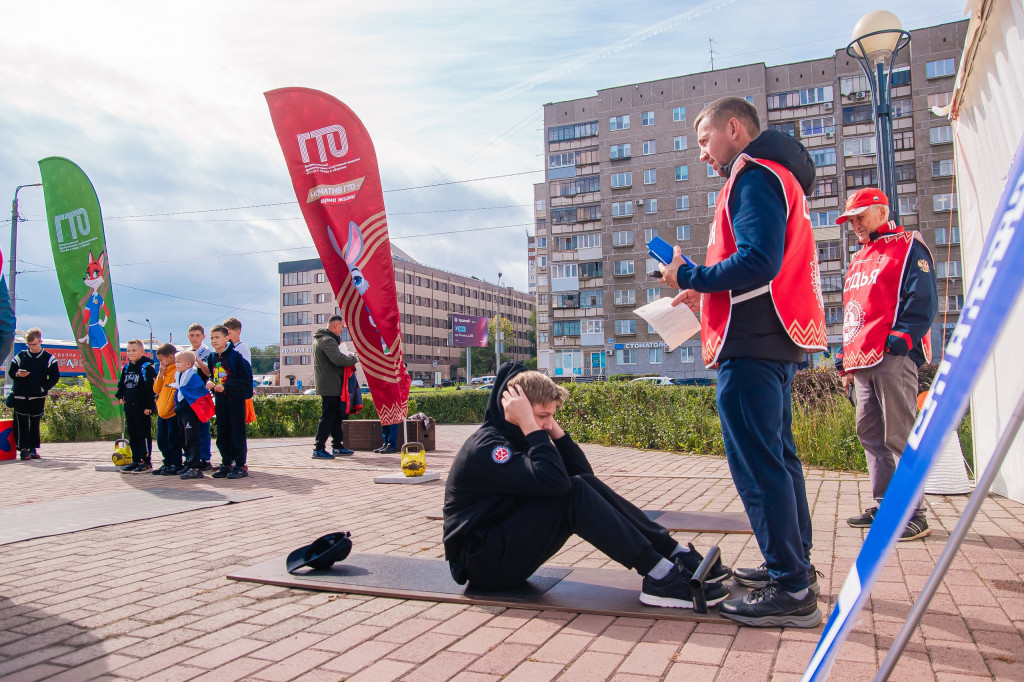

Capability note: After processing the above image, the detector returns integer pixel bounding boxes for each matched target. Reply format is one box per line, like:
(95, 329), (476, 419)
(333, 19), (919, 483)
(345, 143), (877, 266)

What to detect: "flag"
(38, 157), (122, 434)
(265, 88), (411, 425)
(176, 371), (215, 424)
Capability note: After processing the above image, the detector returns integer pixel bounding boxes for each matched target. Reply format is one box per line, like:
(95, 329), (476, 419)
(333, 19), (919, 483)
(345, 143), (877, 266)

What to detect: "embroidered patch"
(843, 300), (865, 345)
(491, 446), (511, 464)
(917, 259), (930, 273)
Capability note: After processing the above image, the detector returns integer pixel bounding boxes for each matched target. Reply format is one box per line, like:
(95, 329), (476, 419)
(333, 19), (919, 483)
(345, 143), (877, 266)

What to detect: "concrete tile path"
(0, 425), (1021, 681)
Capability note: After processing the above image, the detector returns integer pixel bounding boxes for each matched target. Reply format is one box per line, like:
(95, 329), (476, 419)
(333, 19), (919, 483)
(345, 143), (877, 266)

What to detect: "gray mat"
(292, 553), (570, 598)
(230, 552), (746, 622)
(0, 488), (271, 546)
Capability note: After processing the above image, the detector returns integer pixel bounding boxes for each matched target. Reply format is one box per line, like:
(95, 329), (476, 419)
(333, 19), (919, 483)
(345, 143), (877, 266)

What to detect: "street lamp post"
(494, 273), (502, 372)
(847, 10), (911, 224)
(9, 183), (43, 319)
(126, 318), (154, 357)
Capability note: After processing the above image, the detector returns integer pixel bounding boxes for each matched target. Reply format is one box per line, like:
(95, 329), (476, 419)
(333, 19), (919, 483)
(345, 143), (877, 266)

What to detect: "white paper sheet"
(632, 297), (701, 351)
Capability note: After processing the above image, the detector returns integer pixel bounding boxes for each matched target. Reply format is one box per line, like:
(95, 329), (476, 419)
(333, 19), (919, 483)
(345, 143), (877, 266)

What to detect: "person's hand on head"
(501, 384), (541, 435)
(545, 418), (565, 440)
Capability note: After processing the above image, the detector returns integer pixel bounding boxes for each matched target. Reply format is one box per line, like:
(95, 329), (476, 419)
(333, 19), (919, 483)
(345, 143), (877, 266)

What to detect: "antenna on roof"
(708, 37), (716, 71)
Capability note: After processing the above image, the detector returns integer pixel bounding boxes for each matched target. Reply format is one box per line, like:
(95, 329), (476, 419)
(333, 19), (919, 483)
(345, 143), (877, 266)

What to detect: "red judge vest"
(841, 227), (934, 370)
(701, 155), (827, 368)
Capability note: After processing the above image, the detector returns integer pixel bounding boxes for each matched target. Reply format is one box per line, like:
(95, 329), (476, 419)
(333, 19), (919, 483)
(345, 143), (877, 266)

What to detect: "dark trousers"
(177, 404), (202, 469)
(156, 416), (182, 468)
(717, 358), (812, 592)
(12, 397), (45, 451)
(125, 410), (152, 465)
(460, 473), (675, 590)
(215, 398), (247, 468)
(381, 423), (399, 448)
(199, 422), (211, 462)
(314, 395), (346, 450)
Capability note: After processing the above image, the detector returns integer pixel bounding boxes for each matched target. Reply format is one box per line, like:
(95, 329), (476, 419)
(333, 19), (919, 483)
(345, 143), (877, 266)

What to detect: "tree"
(488, 316), (515, 372)
(456, 315), (516, 375)
(248, 344), (280, 374)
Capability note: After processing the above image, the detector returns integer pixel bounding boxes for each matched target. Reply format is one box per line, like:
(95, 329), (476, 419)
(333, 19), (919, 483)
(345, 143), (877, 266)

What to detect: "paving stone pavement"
(0, 426), (1021, 681)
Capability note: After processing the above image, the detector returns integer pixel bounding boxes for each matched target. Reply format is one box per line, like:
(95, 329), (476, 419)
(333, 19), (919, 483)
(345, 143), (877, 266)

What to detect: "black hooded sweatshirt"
(442, 361), (592, 584)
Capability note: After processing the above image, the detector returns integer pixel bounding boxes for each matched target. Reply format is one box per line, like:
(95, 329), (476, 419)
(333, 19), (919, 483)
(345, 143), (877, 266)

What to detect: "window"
(708, 191), (719, 208)
(926, 58), (956, 79)
(644, 169), (657, 185)
(314, 272), (326, 284)
(676, 196), (690, 211)
(893, 130), (915, 151)
(645, 199), (658, 214)
(611, 172), (632, 188)
(933, 193), (958, 212)
(821, 274), (843, 292)
(769, 121), (797, 137)
(767, 86), (833, 109)
(641, 111), (655, 126)
(314, 293), (329, 304)
(614, 260), (635, 276)
(844, 136), (876, 156)
(809, 147), (837, 167)
(810, 211), (839, 227)
(676, 225), (691, 241)
(842, 104), (873, 125)
(825, 306), (843, 325)
(551, 175), (600, 197)
(845, 167), (878, 189)
(840, 74), (870, 95)
(538, 274), (548, 286)
(615, 348), (637, 364)
(553, 321), (581, 337)
(928, 92), (952, 109)
(644, 228), (657, 243)
(899, 196), (919, 215)
(582, 320), (603, 334)
(282, 291), (311, 306)
(647, 287), (660, 303)
(612, 230), (633, 247)
(283, 331), (312, 346)
(932, 159), (955, 177)
(283, 355), (310, 366)
(538, 312), (548, 324)
(945, 295), (964, 312)
(615, 320), (637, 335)
(553, 293), (580, 309)
(580, 289), (603, 307)
(548, 121), (599, 143)
(642, 140), (655, 156)
(649, 348), (664, 364)
(812, 177), (838, 198)
(645, 258), (658, 274)
(930, 126), (953, 144)
(614, 289), (636, 305)
(936, 260), (962, 278)
(537, 331), (548, 343)
(672, 106), (686, 122)
(609, 115), (630, 131)
(673, 136), (687, 151)
(887, 66), (911, 87)
(611, 201), (633, 218)
(283, 311), (311, 326)
(679, 347), (695, 363)
(817, 240), (841, 262)
(538, 255), (547, 267)
(675, 165), (688, 181)
(892, 99), (913, 118)
(315, 313), (326, 324)
(894, 163), (916, 183)
(801, 86), (833, 105)
(579, 262), (603, 279)
(283, 271), (312, 286)
(551, 207), (577, 224)
(936, 227), (961, 245)
(551, 263), (578, 279)
(800, 116), (834, 137)
(610, 144), (631, 160)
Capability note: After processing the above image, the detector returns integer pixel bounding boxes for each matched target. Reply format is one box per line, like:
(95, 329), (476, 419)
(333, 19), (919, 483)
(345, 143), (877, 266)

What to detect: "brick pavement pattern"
(0, 426), (1022, 681)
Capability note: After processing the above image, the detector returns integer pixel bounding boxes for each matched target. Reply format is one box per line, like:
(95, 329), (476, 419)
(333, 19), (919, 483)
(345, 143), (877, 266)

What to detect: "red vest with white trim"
(841, 227), (934, 371)
(701, 155), (827, 368)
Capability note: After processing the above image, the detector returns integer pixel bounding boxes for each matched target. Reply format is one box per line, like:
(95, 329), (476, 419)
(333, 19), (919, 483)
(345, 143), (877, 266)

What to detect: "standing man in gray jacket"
(312, 315), (358, 459)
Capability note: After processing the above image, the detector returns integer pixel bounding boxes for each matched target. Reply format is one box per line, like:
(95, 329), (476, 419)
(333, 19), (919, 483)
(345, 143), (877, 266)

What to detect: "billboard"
(451, 314), (489, 347)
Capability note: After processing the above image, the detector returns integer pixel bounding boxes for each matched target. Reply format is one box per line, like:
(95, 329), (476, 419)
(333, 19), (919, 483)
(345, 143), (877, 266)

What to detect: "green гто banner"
(39, 157), (123, 433)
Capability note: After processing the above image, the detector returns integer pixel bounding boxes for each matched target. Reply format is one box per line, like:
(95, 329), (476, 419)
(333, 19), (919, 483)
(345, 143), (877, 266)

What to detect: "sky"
(0, 0), (968, 347)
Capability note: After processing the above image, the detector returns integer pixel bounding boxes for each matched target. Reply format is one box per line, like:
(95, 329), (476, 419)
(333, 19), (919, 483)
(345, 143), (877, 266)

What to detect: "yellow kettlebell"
(111, 438), (132, 466)
(401, 442), (426, 477)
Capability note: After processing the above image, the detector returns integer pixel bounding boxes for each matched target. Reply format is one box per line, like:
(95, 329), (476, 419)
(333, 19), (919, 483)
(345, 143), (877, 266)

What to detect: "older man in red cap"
(835, 187), (937, 540)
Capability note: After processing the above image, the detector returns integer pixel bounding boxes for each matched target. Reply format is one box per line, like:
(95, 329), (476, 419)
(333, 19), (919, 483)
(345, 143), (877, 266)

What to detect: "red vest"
(701, 155), (827, 368)
(841, 227), (934, 370)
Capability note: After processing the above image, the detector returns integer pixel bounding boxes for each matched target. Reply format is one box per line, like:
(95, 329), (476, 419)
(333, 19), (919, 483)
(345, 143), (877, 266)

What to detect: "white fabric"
(924, 433), (974, 495)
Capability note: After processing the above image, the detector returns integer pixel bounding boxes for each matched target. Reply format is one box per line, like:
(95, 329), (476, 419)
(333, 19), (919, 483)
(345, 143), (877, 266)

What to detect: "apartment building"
(535, 21), (967, 379)
(278, 246), (536, 388)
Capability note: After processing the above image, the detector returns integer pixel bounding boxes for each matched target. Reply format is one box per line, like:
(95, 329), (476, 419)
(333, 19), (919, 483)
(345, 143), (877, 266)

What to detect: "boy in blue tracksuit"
(205, 325), (253, 479)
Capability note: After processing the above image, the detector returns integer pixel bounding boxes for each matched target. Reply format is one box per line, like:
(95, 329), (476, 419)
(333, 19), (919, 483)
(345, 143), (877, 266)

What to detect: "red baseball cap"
(836, 187), (889, 224)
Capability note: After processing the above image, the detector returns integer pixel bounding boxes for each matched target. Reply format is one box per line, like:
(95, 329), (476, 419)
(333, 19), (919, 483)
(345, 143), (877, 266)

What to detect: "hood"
(482, 360), (529, 449)
(313, 327), (338, 342)
(727, 130), (817, 195)
(129, 355), (152, 368)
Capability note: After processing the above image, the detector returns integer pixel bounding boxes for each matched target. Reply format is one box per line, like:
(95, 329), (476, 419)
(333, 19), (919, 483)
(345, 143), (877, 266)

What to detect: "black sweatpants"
(177, 403), (202, 470)
(125, 410), (152, 465)
(460, 473), (676, 590)
(314, 395), (346, 450)
(215, 398), (247, 468)
(12, 397), (45, 450)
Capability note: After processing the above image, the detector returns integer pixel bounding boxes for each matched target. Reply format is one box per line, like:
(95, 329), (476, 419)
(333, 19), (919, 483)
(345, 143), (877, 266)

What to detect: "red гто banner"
(265, 88), (411, 425)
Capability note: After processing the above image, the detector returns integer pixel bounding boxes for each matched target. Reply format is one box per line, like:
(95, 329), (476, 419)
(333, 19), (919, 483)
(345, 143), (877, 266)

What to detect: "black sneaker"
(161, 465), (182, 476)
(20, 451), (33, 461)
(226, 466), (248, 479)
(152, 465), (168, 475)
(378, 446), (399, 454)
(734, 562), (821, 596)
(312, 449), (335, 460)
(847, 506), (878, 528)
(674, 543), (733, 583)
(29, 451), (40, 459)
(211, 465), (231, 479)
(332, 447), (355, 456)
(121, 462), (139, 473)
(899, 514), (931, 541)
(179, 468), (204, 480)
(132, 462), (152, 473)
(720, 581), (822, 628)
(197, 461), (212, 471)
(640, 564), (729, 609)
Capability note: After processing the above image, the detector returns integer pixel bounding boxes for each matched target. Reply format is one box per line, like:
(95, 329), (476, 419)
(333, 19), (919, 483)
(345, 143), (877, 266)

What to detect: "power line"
(108, 203), (533, 223)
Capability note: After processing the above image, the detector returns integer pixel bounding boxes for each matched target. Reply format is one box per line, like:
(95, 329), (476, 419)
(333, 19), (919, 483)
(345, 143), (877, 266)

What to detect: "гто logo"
(297, 124), (349, 174)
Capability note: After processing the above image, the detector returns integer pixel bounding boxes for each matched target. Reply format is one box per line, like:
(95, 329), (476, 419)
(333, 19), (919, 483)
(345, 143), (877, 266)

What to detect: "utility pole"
(494, 273), (502, 372)
(708, 38), (715, 71)
(10, 183), (42, 319)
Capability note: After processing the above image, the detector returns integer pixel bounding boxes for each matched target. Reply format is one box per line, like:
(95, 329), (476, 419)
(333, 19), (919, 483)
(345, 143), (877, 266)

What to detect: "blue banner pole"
(802, 131), (1024, 681)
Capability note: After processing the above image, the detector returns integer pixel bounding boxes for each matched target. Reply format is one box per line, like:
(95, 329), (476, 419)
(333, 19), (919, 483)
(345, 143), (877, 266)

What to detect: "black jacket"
(209, 341), (254, 404)
(442, 361), (592, 583)
(8, 349), (60, 400)
(115, 356), (157, 413)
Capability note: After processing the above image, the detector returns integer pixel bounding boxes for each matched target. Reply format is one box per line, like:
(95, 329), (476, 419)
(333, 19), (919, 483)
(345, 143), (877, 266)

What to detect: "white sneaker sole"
(721, 606), (823, 628)
(639, 591), (728, 609)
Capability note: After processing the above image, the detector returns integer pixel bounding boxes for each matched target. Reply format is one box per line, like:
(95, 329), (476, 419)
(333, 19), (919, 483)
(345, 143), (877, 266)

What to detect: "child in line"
(116, 339), (157, 473)
(223, 317), (257, 427)
(187, 323), (213, 469)
(152, 343), (183, 475)
(207, 325), (253, 479)
(174, 350), (215, 480)
(7, 327), (60, 460)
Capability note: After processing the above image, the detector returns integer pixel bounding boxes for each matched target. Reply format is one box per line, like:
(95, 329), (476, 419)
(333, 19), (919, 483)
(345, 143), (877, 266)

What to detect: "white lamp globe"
(851, 10), (903, 62)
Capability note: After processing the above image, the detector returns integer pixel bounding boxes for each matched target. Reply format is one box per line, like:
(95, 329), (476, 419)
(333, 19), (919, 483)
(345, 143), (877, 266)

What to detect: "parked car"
(303, 388), (316, 395)
(629, 376), (675, 386)
(440, 379), (455, 387)
(410, 379), (425, 388)
(671, 377), (716, 386)
(473, 375), (496, 385)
